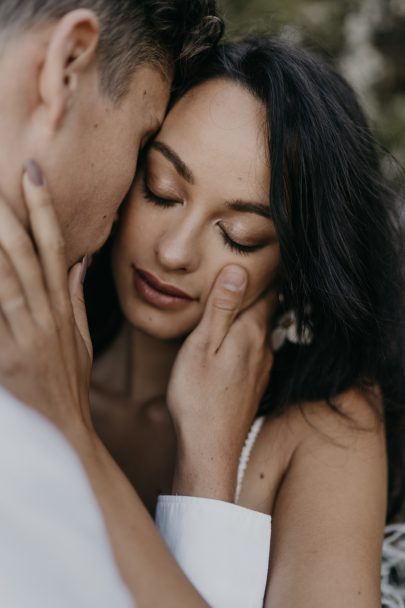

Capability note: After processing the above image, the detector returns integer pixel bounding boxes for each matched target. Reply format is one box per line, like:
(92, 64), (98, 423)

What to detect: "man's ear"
(39, 10), (100, 131)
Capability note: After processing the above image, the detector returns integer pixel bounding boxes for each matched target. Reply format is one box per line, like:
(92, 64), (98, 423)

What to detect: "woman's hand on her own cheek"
(167, 265), (276, 503)
(0, 160), (94, 439)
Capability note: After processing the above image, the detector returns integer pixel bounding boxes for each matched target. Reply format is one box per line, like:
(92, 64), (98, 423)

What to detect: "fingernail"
(24, 159), (45, 187)
(219, 267), (247, 292)
(80, 255), (89, 284)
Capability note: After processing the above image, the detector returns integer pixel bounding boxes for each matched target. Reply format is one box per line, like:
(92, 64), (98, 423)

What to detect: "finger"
(68, 261), (93, 361)
(0, 199), (51, 328)
(0, 248), (34, 345)
(22, 162), (78, 378)
(22, 162), (71, 320)
(195, 265), (248, 353)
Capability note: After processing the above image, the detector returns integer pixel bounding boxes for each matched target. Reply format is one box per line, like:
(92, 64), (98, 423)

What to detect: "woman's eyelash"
(142, 179), (177, 208)
(143, 178), (264, 256)
(220, 229), (265, 256)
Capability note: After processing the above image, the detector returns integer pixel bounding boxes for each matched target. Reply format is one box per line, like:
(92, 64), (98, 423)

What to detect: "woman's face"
(112, 78), (280, 340)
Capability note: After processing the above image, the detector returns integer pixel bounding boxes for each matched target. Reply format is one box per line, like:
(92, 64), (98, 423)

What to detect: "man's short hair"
(0, 0), (224, 99)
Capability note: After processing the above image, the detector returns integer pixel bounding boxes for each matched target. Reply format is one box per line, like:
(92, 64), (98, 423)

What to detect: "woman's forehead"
(157, 79), (269, 187)
(164, 79), (266, 138)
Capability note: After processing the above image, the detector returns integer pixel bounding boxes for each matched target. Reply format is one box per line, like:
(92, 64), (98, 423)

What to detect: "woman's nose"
(155, 221), (200, 273)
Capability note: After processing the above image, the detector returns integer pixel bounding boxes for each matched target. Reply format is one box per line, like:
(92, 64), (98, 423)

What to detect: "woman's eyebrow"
(226, 200), (273, 220)
(150, 141), (194, 184)
(149, 141), (272, 220)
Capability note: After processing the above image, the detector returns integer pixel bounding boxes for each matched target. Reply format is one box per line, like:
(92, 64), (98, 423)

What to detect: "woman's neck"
(126, 323), (183, 407)
(91, 320), (185, 417)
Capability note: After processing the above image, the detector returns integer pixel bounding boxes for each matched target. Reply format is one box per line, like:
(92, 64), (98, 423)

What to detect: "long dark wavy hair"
(85, 36), (405, 521)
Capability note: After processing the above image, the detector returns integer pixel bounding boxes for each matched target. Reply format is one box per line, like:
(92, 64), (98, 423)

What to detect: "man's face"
(0, 16), (171, 266)
(37, 65), (171, 266)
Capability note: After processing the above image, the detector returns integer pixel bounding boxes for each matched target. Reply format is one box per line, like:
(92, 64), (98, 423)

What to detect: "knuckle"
(213, 297), (237, 312)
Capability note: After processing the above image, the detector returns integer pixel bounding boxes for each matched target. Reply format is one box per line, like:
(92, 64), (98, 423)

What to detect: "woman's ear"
(38, 9), (100, 131)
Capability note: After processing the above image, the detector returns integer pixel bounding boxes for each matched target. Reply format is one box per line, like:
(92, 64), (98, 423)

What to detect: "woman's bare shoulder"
(262, 388), (387, 607)
(240, 387), (385, 514)
(278, 386), (384, 449)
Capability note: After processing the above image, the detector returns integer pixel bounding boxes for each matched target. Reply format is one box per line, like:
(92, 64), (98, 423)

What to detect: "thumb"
(68, 259), (93, 361)
(196, 265), (248, 353)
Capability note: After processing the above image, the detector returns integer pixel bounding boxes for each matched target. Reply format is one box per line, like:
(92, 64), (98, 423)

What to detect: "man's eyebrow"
(150, 141), (195, 184)
(226, 200), (273, 220)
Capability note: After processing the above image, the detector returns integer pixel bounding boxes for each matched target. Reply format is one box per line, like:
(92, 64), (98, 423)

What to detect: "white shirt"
(0, 387), (270, 607)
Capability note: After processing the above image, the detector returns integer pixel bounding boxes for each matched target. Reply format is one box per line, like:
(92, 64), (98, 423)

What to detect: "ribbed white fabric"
(156, 495), (271, 608)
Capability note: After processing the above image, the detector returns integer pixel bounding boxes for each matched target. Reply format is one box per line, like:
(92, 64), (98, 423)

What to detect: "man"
(0, 2), (271, 606)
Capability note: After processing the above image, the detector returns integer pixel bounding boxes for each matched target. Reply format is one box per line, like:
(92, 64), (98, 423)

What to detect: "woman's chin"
(129, 314), (199, 342)
(118, 292), (202, 341)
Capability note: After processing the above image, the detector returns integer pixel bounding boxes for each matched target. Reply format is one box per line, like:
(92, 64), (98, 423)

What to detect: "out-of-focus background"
(219, 0), (405, 169)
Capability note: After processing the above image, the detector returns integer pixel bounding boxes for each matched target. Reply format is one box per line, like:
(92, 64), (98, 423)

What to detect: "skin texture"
(0, 11), (170, 265)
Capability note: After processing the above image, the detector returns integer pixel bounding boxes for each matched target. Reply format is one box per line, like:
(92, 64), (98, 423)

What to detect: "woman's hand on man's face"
(168, 267), (276, 502)
(0, 160), (94, 441)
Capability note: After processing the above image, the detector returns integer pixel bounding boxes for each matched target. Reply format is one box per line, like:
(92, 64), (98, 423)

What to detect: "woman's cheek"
(242, 259), (279, 308)
(120, 205), (156, 254)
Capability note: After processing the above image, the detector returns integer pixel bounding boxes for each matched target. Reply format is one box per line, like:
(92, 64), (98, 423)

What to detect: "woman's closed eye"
(219, 227), (267, 255)
(142, 179), (180, 208)
(142, 178), (269, 256)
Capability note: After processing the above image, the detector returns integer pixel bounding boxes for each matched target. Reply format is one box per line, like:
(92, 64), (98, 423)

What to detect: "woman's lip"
(135, 267), (194, 300)
(133, 267), (195, 310)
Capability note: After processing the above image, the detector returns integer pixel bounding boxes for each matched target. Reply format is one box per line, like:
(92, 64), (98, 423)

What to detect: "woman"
(83, 36), (405, 605)
(3, 35), (405, 605)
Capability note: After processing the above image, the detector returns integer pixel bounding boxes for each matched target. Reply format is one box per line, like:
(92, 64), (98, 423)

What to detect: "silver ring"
(2, 296), (25, 313)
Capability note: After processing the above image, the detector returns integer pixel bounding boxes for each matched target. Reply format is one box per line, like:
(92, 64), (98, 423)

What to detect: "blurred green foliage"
(219, 0), (405, 169)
